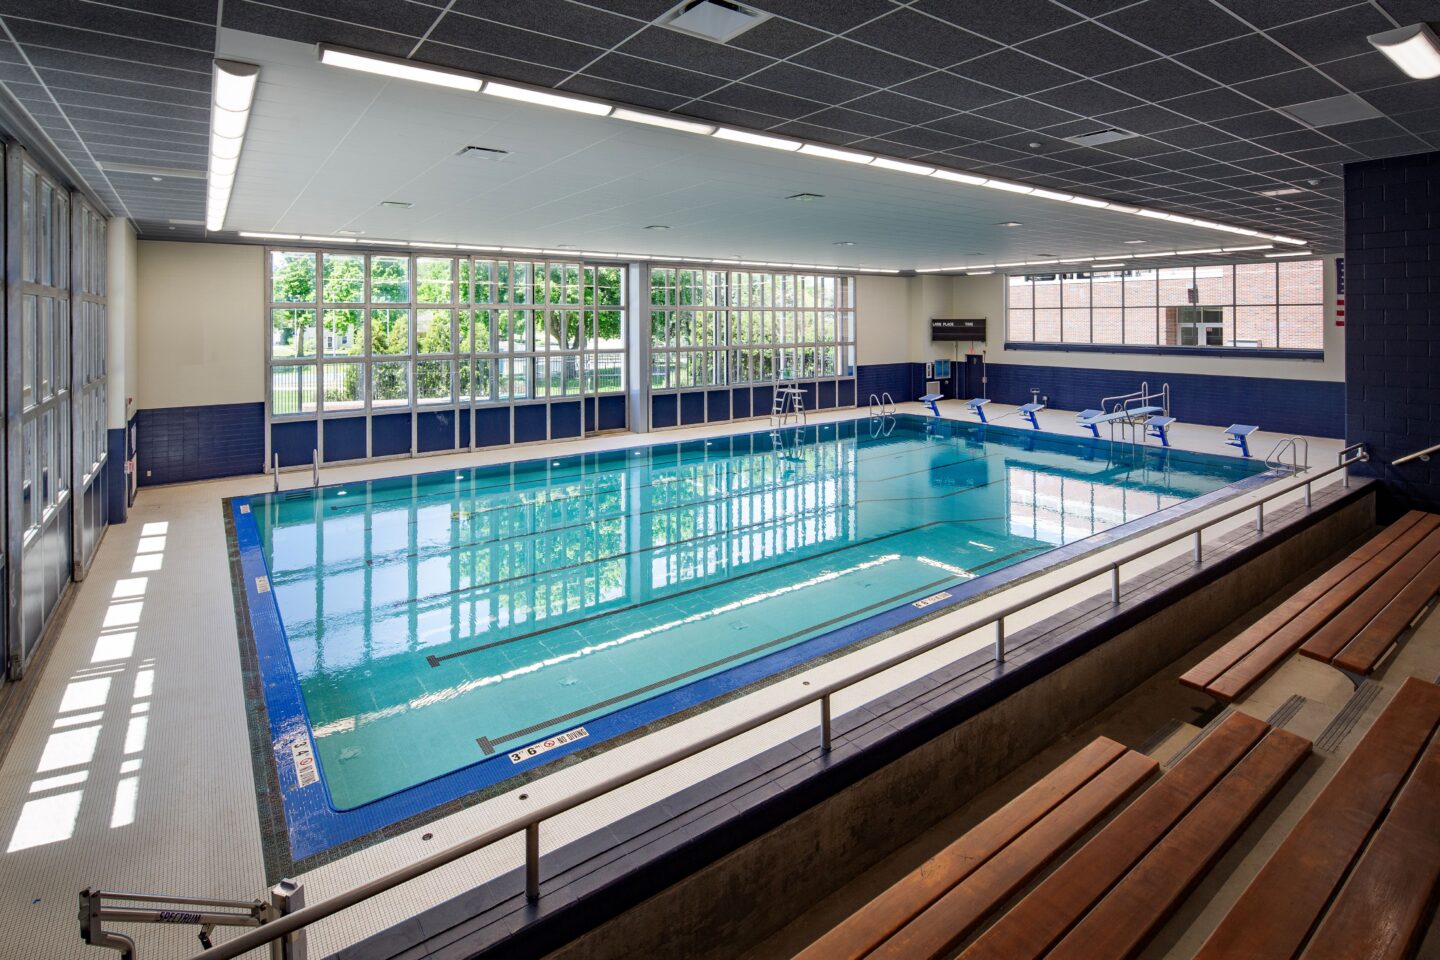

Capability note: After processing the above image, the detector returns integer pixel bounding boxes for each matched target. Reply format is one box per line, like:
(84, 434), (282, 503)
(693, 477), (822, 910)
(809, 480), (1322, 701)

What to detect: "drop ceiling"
(1, 0), (1437, 262)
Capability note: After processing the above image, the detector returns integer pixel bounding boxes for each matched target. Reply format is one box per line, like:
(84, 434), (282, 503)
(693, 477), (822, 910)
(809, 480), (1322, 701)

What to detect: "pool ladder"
(867, 392), (896, 417)
(1264, 436), (1310, 473)
(269, 448), (321, 492)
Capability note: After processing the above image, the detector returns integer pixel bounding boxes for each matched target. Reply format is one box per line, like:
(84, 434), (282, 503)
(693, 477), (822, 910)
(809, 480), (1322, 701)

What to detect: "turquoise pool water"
(251, 416), (1265, 810)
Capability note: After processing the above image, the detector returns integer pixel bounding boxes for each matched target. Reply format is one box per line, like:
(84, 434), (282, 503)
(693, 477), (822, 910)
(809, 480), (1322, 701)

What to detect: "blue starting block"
(964, 397), (990, 423)
(1076, 408), (1105, 438)
(1018, 401), (1045, 430)
(1224, 423), (1258, 458)
(919, 392), (943, 417)
(1147, 415), (1175, 447)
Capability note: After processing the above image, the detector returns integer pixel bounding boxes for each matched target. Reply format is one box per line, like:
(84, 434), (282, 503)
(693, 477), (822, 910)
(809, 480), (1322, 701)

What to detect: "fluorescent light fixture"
(967, 264), (995, 270)
(712, 127), (801, 151)
(1059, 257), (1095, 263)
(871, 157), (935, 175)
(1266, 250), (1313, 257)
(502, 246), (543, 254)
(1368, 23), (1440, 80)
(318, 45), (482, 92)
(798, 143), (874, 164)
(1134, 208), (1170, 219)
(300, 235), (357, 244)
(1270, 234), (1308, 246)
(1222, 244), (1274, 252)
(982, 180), (1035, 194)
(914, 267), (952, 273)
(1066, 195), (1111, 209)
(205, 59), (258, 233)
(1104, 203), (1141, 214)
(994, 261), (1027, 268)
(1031, 188), (1075, 202)
(485, 82), (611, 115)
(931, 169), (988, 185)
(1024, 259), (1059, 265)
(1091, 263), (1126, 268)
(239, 231), (300, 240)
(1176, 248), (1223, 255)
(966, 270), (994, 275)
(611, 108), (714, 135)
(1258, 187), (1303, 197)
(411, 241), (458, 248)
(1132, 251), (1175, 258)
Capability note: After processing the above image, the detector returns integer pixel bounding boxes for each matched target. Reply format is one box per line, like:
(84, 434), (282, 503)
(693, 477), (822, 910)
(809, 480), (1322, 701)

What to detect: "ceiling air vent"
(1278, 94), (1382, 128)
(659, 0), (771, 43)
(1063, 128), (1137, 147)
(458, 146), (511, 161)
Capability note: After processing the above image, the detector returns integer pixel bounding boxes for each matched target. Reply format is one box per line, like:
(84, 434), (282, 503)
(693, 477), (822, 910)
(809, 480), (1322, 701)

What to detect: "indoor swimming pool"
(231, 414), (1267, 857)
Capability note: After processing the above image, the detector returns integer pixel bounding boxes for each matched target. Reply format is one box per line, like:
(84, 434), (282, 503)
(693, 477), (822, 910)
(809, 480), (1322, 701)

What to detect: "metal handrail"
(880, 392), (896, 415)
(312, 448), (320, 488)
(271, 453), (279, 493)
(868, 393), (880, 417)
(1264, 436), (1309, 473)
(186, 442), (1368, 960)
(1393, 441), (1440, 466)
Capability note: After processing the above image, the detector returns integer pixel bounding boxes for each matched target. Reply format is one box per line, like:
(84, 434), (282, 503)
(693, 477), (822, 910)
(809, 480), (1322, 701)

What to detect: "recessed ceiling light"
(786, 192), (824, 202)
(1367, 22), (1440, 80)
(1258, 187), (1303, 197)
(1265, 250), (1313, 257)
(644, 224), (670, 230)
(995, 221), (1023, 228)
(1123, 239), (1147, 244)
(381, 201), (413, 209)
(1027, 142), (1042, 148)
(1091, 262), (1126, 268)
(150, 175), (163, 181)
(833, 241), (856, 246)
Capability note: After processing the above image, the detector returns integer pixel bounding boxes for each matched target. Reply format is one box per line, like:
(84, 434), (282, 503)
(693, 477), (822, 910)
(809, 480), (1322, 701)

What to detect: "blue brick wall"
(1344, 148), (1440, 510)
(985, 362), (1343, 438)
(857, 363), (917, 404)
(105, 416), (135, 522)
(136, 402), (265, 486)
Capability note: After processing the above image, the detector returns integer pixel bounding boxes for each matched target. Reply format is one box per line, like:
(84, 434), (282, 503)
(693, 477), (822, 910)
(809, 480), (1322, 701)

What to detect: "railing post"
(1255, 502), (1264, 533)
(1303, 481), (1312, 508)
(1192, 529), (1202, 563)
(1109, 563), (1120, 603)
(312, 448), (319, 488)
(269, 880), (306, 960)
(273, 452), (280, 493)
(994, 618), (1005, 664)
(820, 695), (832, 753)
(525, 823), (541, 902)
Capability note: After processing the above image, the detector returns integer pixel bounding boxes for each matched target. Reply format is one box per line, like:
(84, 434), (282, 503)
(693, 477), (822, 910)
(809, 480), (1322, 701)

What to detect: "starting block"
(1018, 402), (1045, 430)
(1076, 408), (1105, 438)
(1147, 416), (1175, 447)
(919, 393), (943, 417)
(964, 397), (991, 423)
(1224, 423), (1258, 458)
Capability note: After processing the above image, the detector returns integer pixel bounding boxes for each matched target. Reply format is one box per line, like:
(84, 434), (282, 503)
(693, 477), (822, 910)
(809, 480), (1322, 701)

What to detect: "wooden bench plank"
(956, 711), (1272, 960)
(1299, 728), (1440, 960)
(1179, 512), (1429, 693)
(791, 737), (1130, 960)
(1204, 514), (1440, 701)
(1193, 678), (1440, 960)
(864, 751), (1157, 960)
(1045, 727), (1311, 960)
(1331, 549), (1440, 675)
(1301, 527), (1440, 664)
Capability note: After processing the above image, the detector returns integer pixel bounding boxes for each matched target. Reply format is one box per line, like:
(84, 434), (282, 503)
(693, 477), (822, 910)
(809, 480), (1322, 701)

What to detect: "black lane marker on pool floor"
(474, 572), (959, 756)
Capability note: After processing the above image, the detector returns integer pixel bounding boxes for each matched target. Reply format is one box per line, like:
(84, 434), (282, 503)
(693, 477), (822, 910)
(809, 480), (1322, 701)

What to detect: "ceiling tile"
(763, 120), (856, 146)
(220, 2), (420, 58)
(1149, 124), (1238, 149)
(1174, 34), (1306, 85)
(1018, 22), (1157, 75)
(1101, 60), (1216, 101)
(971, 97), (1076, 129)
(1099, 0), (1250, 54)
(1030, 79), (1145, 118)
(911, 0), (1081, 45)
(746, 0), (897, 32)
(1212, 0), (1365, 31)
(892, 71), (1012, 111)
(1232, 68), (1345, 108)
(954, 49), (1077, 95)
(6, 18), (213, 72)
(415, 41), (572, 87)
(1317, 53), (1413, 92)
(843, 90), (955, 126)
(447, 0), (639, 47)
(1266, 5), (1396, 65)
(560, 74), (688, 111)
(580, 53), (721, 99)
(431, 13), (602, 72)
(795, 106), (903, 136)
(703, 82), (822, 117)
(1093, 103), (1191, 134)
(926, 112), (1022, 141)
(846, 9), (999, 68)
(1361, 82), (1440, 117)
(727, 17), (829, 59)
(745, 61), (875, 103)
(792, 37), (933, 87)
(617, 27), (771, 80)
(1210, 110), (1305, 138)
(1161, 87), (1261, 122)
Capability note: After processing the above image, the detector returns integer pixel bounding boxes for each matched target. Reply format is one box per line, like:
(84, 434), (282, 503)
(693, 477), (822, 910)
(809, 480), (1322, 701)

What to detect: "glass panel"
(1278, 260), (1323, 304)
(271, 308), (317, 358)
(370, 309), (409, 355)
(1279, 304), (1323, 349)
(371, 361), (410, 407)
(416, 309), (453, 354)
(271, 251), (316, 302)
(272, 365), (317, 415)
(1235, 263), (1276, 304)
(417, 360), (452, 403)
(322, 309), (363, 356)
(322, 253), (365, 302)
(322, 362), (364, 412)
(415, 257), (454, 304)
(371, 255), (410, 302)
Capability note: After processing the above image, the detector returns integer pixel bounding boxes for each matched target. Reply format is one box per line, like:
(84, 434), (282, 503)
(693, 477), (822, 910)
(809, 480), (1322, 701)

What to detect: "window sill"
(1002, 342), (1324, 361)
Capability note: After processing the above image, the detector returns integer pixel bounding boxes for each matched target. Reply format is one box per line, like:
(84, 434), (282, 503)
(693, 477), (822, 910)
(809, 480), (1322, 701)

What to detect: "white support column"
(106, 217), (138, 431)
(626, 261), (650, 434)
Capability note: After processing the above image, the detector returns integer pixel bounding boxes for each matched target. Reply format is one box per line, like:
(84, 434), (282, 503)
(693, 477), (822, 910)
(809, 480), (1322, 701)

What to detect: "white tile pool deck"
(0, 402), (1345, 960)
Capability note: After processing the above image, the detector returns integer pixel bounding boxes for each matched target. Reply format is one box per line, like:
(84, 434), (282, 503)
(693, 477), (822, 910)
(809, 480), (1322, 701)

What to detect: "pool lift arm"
(80, 882), (307, 959)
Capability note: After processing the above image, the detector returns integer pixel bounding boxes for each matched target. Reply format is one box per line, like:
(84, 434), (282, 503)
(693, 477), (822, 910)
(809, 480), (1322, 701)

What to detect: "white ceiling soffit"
(218, 30), (1292, 272)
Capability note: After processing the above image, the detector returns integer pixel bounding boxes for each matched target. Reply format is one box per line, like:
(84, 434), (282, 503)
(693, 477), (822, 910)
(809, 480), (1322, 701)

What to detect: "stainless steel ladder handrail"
(1264, 436), (1310, 473)
(880, 392), (896, 415)
(175, 442), (1370, 960)
(1393, 441), (1440, 466)
(868, 393), (880, 417)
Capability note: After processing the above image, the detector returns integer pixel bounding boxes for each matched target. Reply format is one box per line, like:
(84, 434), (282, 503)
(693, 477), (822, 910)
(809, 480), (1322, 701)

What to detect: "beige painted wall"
(136, 241), (264, 409)
(106, 218), (139, 427)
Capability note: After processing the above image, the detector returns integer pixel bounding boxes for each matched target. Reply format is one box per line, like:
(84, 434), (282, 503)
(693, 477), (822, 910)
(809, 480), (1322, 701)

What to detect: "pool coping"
(332, 476), (1376, 960)
(223, 414), (1276, 875)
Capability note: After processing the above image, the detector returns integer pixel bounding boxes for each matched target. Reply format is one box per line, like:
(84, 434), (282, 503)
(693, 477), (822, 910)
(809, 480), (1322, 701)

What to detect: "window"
(648, 267), (856, 390)
(266, 250), (627, 421)
(1006, 259), (1324, 350)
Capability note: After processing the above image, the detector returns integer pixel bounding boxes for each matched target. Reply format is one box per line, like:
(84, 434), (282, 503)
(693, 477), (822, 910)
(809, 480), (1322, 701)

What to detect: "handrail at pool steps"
(113, 445), (1369, 960)
(1392, 440), (1440, 466)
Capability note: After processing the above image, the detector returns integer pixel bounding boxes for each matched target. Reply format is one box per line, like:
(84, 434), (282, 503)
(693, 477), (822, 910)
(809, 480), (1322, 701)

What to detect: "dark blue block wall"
(136, 402), (265, 486)
(1344, 148), (1440, 510)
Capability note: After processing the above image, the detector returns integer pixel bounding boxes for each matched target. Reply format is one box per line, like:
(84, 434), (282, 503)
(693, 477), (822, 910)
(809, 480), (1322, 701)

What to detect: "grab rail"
(312, 448), (320, 488)
(183, 443), (1369, 960)
(880, 392), (896, 415)
(868, 393), (880, 417)
(1393, 441), (1440, 466)
(1264, 436), (1309, 473)
(271, 453), (279, 493)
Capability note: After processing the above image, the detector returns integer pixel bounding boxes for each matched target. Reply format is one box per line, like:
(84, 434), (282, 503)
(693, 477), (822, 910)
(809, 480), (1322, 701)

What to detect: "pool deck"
(0, 402), (1342, 960)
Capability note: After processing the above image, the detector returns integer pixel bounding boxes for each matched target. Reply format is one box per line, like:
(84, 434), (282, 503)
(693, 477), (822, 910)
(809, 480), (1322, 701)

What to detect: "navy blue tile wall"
(1344, 148), (1440, 510)
(550, 401), (581, 440)
(856, 363), (915, 404)
(514, 404), (547, 443)
(706, 389), (730, 422)
(106, 421), (130, 521)
(475, 407), (510, 447)
(984, 362), (1344, 438)
(416, 410), (457, 453)
(323, 416), (367, 462)
(371, 413), (410, 457)
(599, 396), (626, 430)
(137, 402), (264, 485)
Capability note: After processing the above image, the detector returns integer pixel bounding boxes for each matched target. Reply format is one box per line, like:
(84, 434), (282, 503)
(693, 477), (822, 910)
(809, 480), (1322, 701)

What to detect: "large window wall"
(647, 266), (857, 428)
(1005, 259), (1324, 350)
(266, 249), (627, 465)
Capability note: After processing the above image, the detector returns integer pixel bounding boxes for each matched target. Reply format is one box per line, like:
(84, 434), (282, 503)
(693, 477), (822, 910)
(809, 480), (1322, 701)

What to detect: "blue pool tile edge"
(228, 421), (1280, 864)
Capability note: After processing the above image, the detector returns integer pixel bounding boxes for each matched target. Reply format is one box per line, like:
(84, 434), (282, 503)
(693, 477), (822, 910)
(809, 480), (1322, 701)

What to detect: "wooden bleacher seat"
(1193, 676), (1440, 960)
(795, 712), (1309, 960)
(1180, 511), (1440, 701)
(957, 712), (1308, 960)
